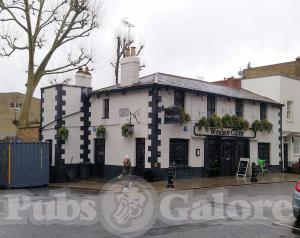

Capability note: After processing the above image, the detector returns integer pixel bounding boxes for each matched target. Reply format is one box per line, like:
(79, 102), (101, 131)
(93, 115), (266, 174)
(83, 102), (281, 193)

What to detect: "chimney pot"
(130, 47), (136, 56)
(125, 48), (131, 57)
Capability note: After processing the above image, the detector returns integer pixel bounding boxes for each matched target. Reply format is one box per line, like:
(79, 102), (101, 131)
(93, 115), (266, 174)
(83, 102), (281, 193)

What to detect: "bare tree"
(111, 21), (144, 85)
(0, 0), (102, 127)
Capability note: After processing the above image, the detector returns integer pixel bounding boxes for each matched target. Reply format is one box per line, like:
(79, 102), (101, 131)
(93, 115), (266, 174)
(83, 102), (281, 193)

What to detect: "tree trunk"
(17, 80), (36, 128)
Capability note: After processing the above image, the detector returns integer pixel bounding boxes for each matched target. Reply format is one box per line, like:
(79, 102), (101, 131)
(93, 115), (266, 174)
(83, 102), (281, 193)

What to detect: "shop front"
(194, 126), (256, 177)
(204, 137), (250, 177)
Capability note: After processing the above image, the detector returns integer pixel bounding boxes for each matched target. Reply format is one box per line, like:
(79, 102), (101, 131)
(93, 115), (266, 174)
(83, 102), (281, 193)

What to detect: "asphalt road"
(0, 182), (299, 238)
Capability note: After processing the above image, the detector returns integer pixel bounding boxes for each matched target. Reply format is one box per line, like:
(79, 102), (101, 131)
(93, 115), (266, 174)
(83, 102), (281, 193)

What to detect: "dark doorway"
(258, 143), (270, 165)
(205, 138), (221, 176)
(205, 137), (250, 177)
(46, 139), (53, 166)
(135, 138), (145, 177)
(94, 138), (105, 177)
(169, 139), (189, 167)
(221, 140), (234, 176)
(284, 143), (289, 171)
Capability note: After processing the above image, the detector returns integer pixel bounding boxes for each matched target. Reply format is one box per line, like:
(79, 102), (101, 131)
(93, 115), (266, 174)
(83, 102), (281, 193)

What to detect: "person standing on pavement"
(121, 155), (132, 190)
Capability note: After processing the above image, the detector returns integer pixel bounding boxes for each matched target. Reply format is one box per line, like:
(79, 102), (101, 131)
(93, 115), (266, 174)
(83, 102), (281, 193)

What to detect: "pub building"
(41, 48), (283, 182)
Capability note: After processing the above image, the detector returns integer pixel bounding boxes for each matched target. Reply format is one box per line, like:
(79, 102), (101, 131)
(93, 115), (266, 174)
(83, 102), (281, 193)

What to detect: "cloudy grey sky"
(1, 0), (300, 98)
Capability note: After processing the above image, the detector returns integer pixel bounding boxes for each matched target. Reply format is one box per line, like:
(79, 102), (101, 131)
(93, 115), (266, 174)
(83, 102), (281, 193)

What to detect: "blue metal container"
(0, 142), (49, 188)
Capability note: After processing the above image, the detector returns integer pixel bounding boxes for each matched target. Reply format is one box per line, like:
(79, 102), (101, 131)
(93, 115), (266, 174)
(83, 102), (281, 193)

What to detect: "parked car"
(293, 180), (300, 219)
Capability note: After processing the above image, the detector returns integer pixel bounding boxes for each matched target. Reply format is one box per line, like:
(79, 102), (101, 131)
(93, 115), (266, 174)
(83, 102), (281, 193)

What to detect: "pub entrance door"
(205, 137), (250, 177)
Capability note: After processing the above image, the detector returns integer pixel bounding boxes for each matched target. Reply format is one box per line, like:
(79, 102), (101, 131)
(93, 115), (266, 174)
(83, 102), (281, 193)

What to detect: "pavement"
(49, 173), (300, 192)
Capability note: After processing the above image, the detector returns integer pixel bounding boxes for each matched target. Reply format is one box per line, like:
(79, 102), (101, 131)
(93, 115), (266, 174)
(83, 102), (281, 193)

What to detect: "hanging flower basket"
(197, 117), (209, 131)
(122, 123), (134, 137)
(180, 110), (191, 125)
(58, 126), (69, 141)
(96, 125), (106, 138)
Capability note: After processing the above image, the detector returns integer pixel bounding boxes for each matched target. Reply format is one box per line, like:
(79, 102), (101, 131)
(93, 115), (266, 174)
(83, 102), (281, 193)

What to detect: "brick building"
(0, 92), (40, 141)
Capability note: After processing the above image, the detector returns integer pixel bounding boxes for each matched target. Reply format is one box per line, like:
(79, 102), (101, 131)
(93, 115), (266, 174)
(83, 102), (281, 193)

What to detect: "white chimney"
(120, 47), (140, 86)
(75, 67), (92, 88)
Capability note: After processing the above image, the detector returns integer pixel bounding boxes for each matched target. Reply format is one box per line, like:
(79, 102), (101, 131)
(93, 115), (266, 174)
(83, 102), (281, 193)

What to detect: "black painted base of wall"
(50, 163), (96, 183)
(268, 165), (282, 173)
(50, 164), (283, 183)
(50, 165), (206, 182)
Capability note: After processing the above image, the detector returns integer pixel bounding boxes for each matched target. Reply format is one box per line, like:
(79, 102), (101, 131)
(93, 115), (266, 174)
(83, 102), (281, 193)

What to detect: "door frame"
(94, 138), (105, 177)
(284, 143), (289, 171)
(135, 138), (145, 177)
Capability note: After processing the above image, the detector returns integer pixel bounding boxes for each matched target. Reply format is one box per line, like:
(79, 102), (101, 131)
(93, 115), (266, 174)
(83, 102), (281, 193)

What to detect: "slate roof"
(92, 72), (281, 105)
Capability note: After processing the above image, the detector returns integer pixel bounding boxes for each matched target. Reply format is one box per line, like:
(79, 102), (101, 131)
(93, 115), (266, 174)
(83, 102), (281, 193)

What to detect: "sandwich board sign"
(237, 158), (250, 178)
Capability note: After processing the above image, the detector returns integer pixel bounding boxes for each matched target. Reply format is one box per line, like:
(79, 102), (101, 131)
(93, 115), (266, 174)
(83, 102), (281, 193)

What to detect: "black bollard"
(167, 166), (175, 188)
(251, 162), (258, 182)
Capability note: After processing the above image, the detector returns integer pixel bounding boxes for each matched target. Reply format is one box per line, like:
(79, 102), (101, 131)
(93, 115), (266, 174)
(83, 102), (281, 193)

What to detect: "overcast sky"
(1, 0), (300, 98)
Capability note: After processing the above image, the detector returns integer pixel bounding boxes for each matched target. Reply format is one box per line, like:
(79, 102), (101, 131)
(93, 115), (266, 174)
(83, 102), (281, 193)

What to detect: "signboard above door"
(193, 125), (256, 139)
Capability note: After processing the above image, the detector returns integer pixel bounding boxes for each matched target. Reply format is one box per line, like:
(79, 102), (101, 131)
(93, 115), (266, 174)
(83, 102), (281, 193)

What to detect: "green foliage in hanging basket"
(180, 109), (191, 125)
(58, 126), (69, 140)
(222, 114), (233, 128)
(251, 120), (262, 132)
(197, 117), (209, 131)
(208, 113), (222, 128)
(261, 119), (273, 133)
(96, 125), (106, 138)
(122, 123), (134, 137)
(242, 120), (250, 131)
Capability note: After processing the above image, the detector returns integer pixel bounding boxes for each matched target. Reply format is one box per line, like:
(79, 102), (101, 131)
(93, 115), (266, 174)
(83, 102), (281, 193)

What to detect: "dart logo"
(99, 177), (156, 238)
(112, 188), (146, 225)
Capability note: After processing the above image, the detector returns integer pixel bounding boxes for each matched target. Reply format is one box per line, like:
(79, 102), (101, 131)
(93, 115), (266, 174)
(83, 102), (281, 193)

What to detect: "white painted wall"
(90, 89), (149, 167)
(62, 86), (84, 164)
(242, 76), (281, 102)
(41, 87), (57, 165)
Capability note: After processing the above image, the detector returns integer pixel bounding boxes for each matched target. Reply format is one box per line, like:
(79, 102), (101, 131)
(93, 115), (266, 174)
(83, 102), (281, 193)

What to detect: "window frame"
(258, 143), (270, 165)
(260, 103), (267, 120)
(293, 138), (300, 155)
(103, 98), (110, 119)
(174, 90), (185, 109)
(169, 139), (189, 167)
(207, 95), (216, 117)
(287, 101), (293, 121)
(235, 99), (243, 117)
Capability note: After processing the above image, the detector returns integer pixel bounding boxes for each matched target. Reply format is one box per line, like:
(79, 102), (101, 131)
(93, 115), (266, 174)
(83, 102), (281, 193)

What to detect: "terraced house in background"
(241, 58), (300, 171)
(41, 48), (283, 182)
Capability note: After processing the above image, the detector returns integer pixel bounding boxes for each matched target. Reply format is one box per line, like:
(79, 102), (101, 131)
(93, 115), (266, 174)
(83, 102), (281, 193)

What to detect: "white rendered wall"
(62, 86), (84, 164)
(242, 76), (281, 102)
(90, 89), (149, 167)
(41, 87), (57, 165)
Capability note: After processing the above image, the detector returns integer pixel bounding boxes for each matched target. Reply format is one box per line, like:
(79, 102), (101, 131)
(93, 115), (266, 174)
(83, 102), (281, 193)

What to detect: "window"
(293, 138), (300, 155)
(258, 143), (270, 165)
(235, 99), (243, 117)
(103, 99), (109, 119)
(260, 103), (267, 120)
(207, 95), (216, 117)
(10, 102), (22, 109)
(169, 139), (189, 167)
(174, 90), (185, 109)
(287, 101), (293, 120)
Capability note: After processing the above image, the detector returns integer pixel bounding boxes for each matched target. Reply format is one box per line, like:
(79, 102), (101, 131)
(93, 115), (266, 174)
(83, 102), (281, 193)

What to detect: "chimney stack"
(75, 66), (92, 88)
(120, 47), (140, 86)
(295, 57), (300, 77)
